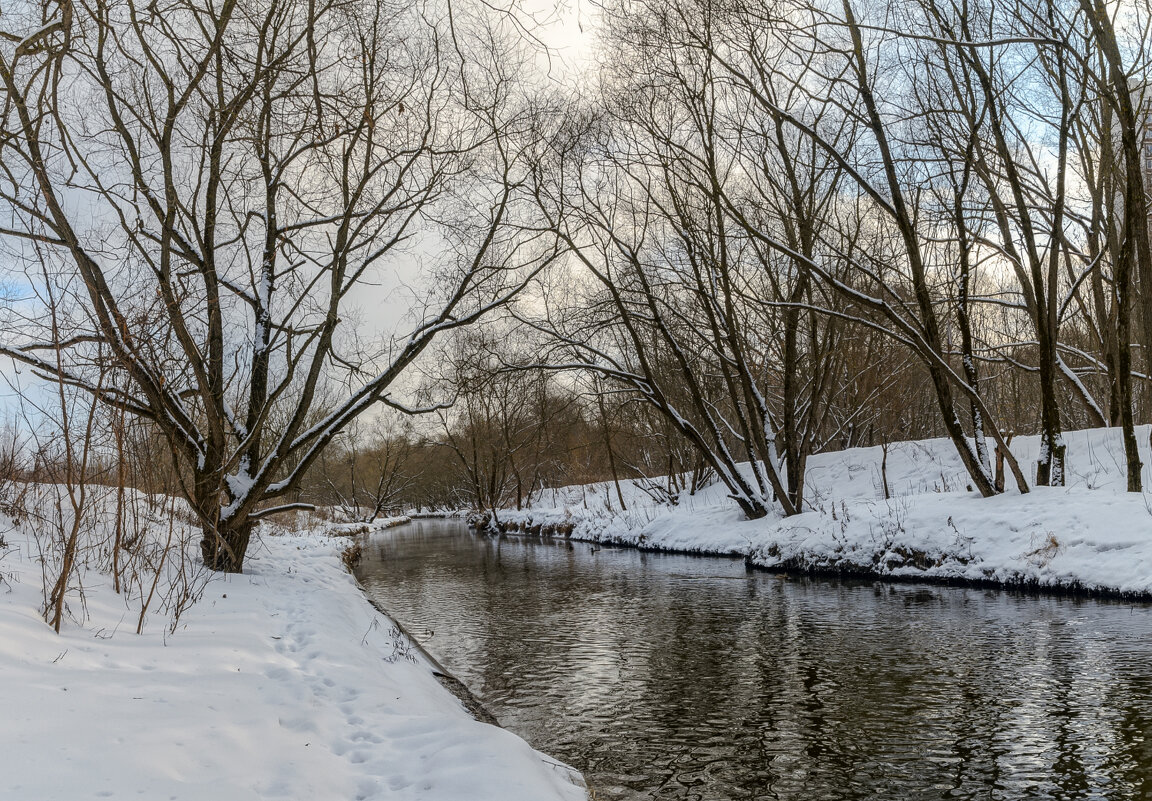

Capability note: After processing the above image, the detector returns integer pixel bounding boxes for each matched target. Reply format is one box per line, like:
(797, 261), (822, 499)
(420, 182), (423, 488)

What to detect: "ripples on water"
(357, 519), (1152, 800)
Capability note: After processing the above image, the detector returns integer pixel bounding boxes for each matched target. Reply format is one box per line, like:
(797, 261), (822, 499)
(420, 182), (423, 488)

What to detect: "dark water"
(356, 519), (1152, 800)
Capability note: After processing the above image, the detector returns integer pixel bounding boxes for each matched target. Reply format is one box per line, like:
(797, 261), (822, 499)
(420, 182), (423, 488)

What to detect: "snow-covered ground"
(495, 426), (1152, 597)
(0, 512), (586, 800)
(5, 426), (1149, 801)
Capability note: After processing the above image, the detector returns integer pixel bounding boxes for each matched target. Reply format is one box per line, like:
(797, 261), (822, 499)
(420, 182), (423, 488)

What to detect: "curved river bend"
(357, 519), (1152, 800)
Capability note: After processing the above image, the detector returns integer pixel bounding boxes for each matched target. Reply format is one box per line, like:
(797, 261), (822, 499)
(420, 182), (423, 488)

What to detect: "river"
(356, 518), (1152, 800)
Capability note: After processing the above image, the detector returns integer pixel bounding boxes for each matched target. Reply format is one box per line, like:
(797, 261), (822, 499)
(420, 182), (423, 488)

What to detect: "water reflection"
(357, 519), (1152, 800)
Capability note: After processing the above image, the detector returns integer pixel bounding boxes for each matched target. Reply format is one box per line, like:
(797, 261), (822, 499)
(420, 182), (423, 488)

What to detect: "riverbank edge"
(471, 513), (1152, 604)
(0, 512), (593, 801)
(470, 428), (1152, 601)
(358, 592), (501, 726)
(348, 537), (590, 795)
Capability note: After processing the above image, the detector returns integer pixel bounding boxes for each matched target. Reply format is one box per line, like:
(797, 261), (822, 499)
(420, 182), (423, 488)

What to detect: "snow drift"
(492, 426), (1152, 597)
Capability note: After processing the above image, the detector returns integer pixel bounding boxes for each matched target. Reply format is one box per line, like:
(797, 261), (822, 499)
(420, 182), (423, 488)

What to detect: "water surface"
(357, 519), (1152, 800)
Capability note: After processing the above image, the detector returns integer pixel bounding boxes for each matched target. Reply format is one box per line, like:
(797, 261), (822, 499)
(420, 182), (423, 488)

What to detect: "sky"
(0, 0), (603, 431)
(338, 0), (600, 391)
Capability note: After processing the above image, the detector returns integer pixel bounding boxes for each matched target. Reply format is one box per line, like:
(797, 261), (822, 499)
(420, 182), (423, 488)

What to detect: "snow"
(0, 514), (587, 801)
(496, 425), (1152, 597)
(5, 424), (1150, 800)
(324, 516), (412, 536)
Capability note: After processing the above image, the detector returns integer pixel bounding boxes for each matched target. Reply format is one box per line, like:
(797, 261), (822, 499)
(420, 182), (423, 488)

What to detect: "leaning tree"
(0, 0), (555, 571)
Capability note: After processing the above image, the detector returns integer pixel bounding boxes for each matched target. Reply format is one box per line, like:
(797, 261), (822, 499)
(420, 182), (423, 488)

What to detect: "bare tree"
(433, 325), (583, 515)
(1073, 0), (1152, 489)
(0, 0), (555, 570)
(525, 0), (1031, 521)
(308, 415), (416, 522)
(654, 0), (1035, 496)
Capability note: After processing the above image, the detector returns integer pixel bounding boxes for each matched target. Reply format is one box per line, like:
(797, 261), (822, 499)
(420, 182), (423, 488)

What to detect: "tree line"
(1, 0), (1150, 570)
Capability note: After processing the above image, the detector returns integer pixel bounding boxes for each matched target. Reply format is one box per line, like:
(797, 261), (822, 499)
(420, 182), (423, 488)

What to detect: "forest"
(0, 0), (1150, 571)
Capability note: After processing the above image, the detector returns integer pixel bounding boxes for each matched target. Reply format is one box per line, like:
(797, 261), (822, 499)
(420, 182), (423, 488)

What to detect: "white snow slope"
(0, 520), (586, 801)
(496, 426), (1152, 597)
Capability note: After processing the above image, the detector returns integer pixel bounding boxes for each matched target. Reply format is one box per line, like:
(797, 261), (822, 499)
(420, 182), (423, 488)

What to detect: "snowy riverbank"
(493, 426), (1152, 598)
(0, 517), (586, 800)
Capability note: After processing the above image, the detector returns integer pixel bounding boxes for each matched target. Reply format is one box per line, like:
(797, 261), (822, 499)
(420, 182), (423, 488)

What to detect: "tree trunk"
(1034, 338), (1066, 487)
(1116, 235), (1143, 491)
(734, 495), (771, 520)
(200, 519), (253, 573)
(785, 449), (807, 514)
(929, 363), (999, 497)
(596, 388), (628, 512)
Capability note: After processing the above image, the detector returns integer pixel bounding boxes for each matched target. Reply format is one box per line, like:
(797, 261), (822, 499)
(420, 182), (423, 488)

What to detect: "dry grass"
(1023, 532), (1062, 568)
(340, 542), (364, 572)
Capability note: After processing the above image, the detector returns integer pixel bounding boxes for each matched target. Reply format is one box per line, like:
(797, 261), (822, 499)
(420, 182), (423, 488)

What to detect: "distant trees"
(431, 326), (587, 515)
(0, 0), (555, 570)
(4, 0), (1152, 541)
(305, 416), (416, 523)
